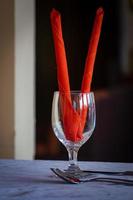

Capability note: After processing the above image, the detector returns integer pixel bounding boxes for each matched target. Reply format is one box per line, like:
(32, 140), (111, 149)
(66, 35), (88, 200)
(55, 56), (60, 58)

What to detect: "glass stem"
(66, 145), (80, 171)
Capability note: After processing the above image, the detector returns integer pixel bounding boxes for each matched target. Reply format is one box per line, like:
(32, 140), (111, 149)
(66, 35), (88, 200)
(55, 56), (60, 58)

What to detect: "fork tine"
(51, 168), (80, 184)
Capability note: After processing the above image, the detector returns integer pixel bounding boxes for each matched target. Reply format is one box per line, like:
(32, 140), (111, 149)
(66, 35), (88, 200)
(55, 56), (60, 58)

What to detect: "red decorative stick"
(81, 7), (104, 92)
(50, 9), (71, 96)
(50, 9), (82, 141)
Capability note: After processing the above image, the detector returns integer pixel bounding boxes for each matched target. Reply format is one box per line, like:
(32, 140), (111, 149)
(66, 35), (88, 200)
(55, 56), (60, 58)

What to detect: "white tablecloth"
(0, 159), (133, 200)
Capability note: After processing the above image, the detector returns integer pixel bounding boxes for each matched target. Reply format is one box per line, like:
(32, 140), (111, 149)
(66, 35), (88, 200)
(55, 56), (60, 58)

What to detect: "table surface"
(0, 159), (133, 200)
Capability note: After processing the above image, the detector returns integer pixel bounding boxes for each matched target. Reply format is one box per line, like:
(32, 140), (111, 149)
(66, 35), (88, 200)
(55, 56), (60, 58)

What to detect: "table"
(0, 159), (133, 200)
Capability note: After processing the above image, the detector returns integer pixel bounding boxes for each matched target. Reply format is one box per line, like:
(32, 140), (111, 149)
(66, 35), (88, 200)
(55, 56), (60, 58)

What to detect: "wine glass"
(51, 91), (96, 174)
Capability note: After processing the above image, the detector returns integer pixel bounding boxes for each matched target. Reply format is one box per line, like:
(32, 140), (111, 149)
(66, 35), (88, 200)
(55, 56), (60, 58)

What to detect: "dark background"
(35, 0), (133, 162)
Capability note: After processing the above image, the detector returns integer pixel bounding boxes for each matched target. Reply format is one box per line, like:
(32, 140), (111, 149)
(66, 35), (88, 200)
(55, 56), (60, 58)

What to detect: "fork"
(51, 168), (133, 185)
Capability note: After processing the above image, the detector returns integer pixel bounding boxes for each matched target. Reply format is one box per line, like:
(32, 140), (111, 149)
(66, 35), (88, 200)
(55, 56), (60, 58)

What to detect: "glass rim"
(54, 90), (94, 95)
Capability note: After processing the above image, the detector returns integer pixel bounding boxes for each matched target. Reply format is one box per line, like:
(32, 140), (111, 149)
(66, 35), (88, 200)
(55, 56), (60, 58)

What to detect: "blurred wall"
(0, 0), (14, 158)
(14, 0), (35, 159)
(120, 0), (133, 74)
(0, 0), (35, 159)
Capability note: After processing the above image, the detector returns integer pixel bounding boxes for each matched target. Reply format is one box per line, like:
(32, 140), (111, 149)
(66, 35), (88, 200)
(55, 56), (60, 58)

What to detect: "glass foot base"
(66, 164), (81, 173)
(65, 164), (91, 179)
